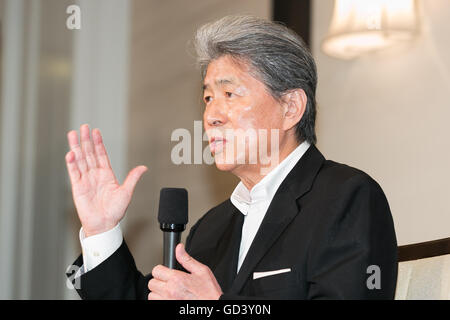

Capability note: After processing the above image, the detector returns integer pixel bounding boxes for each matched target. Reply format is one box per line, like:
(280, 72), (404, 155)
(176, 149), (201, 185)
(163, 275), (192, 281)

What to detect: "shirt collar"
(230, 141), (311, 215)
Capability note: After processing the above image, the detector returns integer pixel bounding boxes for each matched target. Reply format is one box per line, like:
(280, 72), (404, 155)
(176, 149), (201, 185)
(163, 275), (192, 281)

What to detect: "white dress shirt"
(77, 141), (310, 274)
(230, 141), (310, 271)
(77, 222), (123, 274)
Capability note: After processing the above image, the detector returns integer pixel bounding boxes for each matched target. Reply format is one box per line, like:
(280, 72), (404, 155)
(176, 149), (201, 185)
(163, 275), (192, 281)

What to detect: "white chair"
(395, 238), (450, 300)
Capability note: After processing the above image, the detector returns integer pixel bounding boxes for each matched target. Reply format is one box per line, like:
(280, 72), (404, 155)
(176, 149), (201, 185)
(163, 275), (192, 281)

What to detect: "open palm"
(65, 124), (147, 237)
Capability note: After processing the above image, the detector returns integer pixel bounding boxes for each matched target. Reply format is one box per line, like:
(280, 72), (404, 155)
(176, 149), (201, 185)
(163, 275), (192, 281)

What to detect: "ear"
(281, 89), (307, 131)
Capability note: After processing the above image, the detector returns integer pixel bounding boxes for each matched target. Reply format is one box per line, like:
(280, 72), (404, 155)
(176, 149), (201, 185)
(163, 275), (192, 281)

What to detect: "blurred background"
(0, 0), (448, 299)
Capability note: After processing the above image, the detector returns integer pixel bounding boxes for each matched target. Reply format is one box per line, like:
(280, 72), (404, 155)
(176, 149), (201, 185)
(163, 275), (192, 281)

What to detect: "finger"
(92, 128), (112, 169)
(151, 264), (172, 282)
(122, 165), (148, 196)
(148, 291), (164, 300)
(148, 278), (166, 293)
(65, 151), (81, 183)
(80, 124), (97, 170)
(67, 130), (87, 173)
(176, 243), (206, 275)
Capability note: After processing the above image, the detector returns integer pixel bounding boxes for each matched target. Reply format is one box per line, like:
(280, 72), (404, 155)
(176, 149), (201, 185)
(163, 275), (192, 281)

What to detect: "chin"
(213, 151), (248, 173)
(213, 159), (237, 172)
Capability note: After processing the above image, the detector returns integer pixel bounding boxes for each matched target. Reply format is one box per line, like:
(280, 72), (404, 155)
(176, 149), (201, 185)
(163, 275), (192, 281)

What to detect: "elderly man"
(65, 16), (397, 299)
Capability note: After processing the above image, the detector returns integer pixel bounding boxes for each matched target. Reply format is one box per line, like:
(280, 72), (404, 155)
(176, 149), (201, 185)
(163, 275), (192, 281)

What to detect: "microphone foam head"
(158, 188), (188, 225)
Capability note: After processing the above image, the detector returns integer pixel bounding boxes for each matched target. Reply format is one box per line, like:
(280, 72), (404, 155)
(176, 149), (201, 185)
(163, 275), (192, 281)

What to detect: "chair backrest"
(395, 238), (450, 300)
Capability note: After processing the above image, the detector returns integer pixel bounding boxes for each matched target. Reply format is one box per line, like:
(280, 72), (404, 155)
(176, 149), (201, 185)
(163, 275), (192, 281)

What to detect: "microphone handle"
(163, 231), (181, 269)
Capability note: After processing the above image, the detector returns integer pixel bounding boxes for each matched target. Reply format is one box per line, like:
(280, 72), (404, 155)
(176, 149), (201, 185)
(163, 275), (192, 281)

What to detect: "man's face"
(203, 55), (284, 173)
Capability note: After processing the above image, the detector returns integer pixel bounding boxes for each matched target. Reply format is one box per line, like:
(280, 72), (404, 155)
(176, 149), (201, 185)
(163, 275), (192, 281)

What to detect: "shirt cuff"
(79, 222), (123, 273)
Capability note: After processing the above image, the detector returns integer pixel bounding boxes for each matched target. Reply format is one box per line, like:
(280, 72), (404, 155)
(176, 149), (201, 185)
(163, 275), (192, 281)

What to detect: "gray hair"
(194, 15), (317, 144)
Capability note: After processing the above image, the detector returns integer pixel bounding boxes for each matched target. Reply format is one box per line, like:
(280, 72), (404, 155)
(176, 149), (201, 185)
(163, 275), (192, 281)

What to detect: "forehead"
(202, 56), (253, 89)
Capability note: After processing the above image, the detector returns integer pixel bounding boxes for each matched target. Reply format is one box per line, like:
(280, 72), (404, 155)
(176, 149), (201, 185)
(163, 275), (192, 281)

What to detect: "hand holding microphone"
(149, 187), (223, 300)
(148, 242), (223, 300)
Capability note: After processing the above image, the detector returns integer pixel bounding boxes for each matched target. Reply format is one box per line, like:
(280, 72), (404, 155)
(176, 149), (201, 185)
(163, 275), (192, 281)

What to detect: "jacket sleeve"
(66, 240), (151, 300)
(305, 174), (398, 299)
(66, 219), (204, 300)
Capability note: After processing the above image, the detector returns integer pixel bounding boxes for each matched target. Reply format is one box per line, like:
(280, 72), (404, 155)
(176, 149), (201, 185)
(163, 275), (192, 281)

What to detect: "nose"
(204, 100), (228, 128)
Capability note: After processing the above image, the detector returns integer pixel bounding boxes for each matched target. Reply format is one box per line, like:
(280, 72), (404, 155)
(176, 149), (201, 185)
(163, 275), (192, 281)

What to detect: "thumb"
(123, 165), (148, 195)
(176, 243), (203, 274)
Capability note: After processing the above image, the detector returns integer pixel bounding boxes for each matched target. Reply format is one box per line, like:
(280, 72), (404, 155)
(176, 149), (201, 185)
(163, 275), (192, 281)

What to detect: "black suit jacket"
(67, 145), (398, 299)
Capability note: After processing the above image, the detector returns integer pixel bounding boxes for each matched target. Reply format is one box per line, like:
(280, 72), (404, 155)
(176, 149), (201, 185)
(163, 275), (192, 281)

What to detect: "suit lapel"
(230, 185), (299, 293)
(212, 205), (244, 293)
(229, 144), (325, 294)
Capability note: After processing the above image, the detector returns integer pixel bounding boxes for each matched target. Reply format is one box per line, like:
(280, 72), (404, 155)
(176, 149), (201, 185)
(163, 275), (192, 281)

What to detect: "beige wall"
(126, 0), (271, 272)
(312, 0), (450, 245)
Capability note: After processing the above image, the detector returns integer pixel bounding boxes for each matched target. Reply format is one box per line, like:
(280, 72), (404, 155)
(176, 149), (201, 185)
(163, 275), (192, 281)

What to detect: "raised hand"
(65, 124), (147, 237)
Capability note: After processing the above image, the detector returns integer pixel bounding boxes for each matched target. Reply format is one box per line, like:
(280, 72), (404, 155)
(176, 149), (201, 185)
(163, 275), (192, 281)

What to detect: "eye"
(225, 92), (234, 98)
(204, 96), (212, 104)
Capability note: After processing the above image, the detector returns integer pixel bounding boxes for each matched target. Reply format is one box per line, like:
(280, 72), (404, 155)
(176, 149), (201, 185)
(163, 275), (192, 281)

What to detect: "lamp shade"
(322, 0), (419, 59)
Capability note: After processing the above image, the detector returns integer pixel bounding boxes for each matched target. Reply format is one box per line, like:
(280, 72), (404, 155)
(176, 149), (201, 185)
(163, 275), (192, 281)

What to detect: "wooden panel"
(398, 237), (450, 262)
(273, 0), (311, 47)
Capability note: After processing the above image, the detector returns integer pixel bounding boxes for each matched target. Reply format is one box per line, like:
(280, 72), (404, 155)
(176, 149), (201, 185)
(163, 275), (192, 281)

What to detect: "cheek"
(228, 99), (262, 130)
(235, 106), (257, 130)
(234, 103), (281, 131)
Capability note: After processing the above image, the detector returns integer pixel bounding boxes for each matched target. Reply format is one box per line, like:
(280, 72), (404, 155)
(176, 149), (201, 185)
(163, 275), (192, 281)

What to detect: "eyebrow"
(202, 78), (236, 91)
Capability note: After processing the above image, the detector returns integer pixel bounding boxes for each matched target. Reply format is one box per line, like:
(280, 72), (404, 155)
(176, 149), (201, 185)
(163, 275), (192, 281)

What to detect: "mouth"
(209, 137), (227, 154)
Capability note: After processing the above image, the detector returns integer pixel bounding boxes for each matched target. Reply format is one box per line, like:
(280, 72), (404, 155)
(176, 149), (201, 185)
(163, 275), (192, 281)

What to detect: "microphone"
(158, 188), (188, 269)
